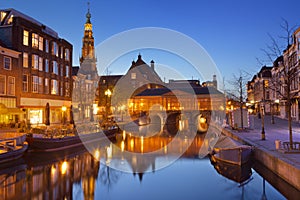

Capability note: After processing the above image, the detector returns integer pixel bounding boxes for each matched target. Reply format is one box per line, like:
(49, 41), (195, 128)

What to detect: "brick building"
(0, 8), (73, 125)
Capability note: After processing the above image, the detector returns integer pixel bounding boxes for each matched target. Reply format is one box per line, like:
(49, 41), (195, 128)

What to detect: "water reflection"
(0, 134), (291, 200)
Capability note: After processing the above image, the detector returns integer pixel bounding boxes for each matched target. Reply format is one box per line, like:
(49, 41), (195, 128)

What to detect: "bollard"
(275, 140), (281, 150)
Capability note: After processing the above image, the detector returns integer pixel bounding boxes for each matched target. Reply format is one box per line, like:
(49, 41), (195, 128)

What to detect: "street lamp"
(105, 89), (112, 118)
(261, 103), (266, 140)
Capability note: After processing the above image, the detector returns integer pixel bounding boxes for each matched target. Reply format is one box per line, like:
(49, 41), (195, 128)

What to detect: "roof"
(0, 8), (58, 38)
(135, 86), (223, 97)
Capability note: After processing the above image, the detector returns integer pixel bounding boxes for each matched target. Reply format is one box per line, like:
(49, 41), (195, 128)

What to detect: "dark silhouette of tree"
(260, 19), (298, 149)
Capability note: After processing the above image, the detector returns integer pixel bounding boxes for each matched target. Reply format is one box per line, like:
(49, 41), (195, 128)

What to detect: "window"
(38, 57), (43, 71)
(0, 75), (5, 94)
(60, 82), (63, 96)
(44, 78), (49, 94)
(66, 66), (69, 77)
(38, 77), (43, 94)
(7, 15), (13, 24)
(0, 12), (7, 23)
(39, 36), (43, 51)
(32, 33), (39, 49)
(52, 61), (58, 75)
(23, 52), (28, 68)
(32, 76), (39, 93)
(32, 54), (39, 70)
(60, 47), (64, 59)
(60, 64), (63, 76)
(51, 42), (58, 57)
(22, 74), (28, 92)
(45, 39), (49, 53)
(7, 76), (15, 95)
(23, 30), (29, 46)
(65, 82), (70, 97)
(51, 79), (58, 95)
(131, 73), (136, 79)
(65, 49), (70, 61)
(4, 56), (11, 70)
(45, 59), (49, 72)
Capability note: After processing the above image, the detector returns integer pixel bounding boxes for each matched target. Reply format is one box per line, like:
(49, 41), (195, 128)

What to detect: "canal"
(0, 133), (298, 199)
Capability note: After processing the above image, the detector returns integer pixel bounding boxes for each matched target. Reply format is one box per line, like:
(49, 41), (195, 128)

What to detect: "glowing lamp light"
(62, 106), (67, 112)
(61, 161), (68, 175)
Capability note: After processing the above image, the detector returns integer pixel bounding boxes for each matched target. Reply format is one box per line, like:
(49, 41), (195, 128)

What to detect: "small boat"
(0, 138), (28, 163)
(26, 128), (118, 152)
(211, 135), (253, 165)
(210, 154), (253, 184)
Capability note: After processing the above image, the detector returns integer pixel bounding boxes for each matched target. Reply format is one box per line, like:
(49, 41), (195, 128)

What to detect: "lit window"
(51, 79), (58, 95)
(60, 47), (64, 59)
(7, 14), (13, 24)
(4, 56), (11, 70)
(65, 82), (70, 97)
(0, 75), (6, 95)
(32, 33), (39, 48)
(45, 59), (49, 72)
(23, 52), (28, 68)
(38, 77), (43, 94)
(131, 73), (136, 79)
(23, 30), (29, 46)
(32, 55), (39, 70)
(52, 61), (58, 75)
(65, 49), (70, 61)
(7, 76), (15, 95)
(32, 76), (39, 93)
(22, 74), (28, 92)
(38, 57), (43, 71)
(39, 36), (43, 51)
(45, 78), (49, 94)
(52, 42), (58, 57)
(0, 12), (7, 23)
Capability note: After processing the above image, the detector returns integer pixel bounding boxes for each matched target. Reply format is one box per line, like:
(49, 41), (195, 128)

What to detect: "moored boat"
(0, 138), (28, 163)
(211, 135), (253, 165)
(26, 128), (118, 152)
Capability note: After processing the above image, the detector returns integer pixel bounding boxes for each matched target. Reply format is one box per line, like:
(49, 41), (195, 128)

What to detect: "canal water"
(0, 134), (297, 200)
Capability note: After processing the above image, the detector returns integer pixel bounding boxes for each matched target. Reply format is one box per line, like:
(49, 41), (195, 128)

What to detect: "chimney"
(150, 60), (155, 70)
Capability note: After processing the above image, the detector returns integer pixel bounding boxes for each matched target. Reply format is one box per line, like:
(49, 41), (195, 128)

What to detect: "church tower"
(80, 2), (97, 72)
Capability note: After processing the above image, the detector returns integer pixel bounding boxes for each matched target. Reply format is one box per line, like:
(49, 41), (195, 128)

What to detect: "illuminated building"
(72, 4), (99, 123)
(0, 8), (73, 126)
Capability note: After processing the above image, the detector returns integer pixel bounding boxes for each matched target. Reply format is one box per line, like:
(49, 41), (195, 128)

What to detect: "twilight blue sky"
(2, 0), (300, 86)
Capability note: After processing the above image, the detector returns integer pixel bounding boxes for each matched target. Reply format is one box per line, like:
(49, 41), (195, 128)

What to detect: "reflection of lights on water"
(94, 149), (100, 160)
(130, 139), (134, 149)
(122, 130), (126, 140)
(121, 141), (125, 152)
(164, 146), (167, 154)
(106, 144), (112, 164)
(51, 165), (56, 176)
(141, 136), (144, 153)
(61, 161), (68, 175)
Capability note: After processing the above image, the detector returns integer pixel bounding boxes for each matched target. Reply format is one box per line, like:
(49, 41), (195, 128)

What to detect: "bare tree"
(261, 19), (298, 149)
(227, 70), (250, 129)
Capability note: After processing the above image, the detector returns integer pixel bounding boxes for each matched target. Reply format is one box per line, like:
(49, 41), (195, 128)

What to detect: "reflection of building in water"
(72, 4), (99, 123)
(0, 152), (99, 200)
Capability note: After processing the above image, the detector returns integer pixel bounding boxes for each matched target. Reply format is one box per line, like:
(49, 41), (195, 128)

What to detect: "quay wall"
(216, 126), (300, 191)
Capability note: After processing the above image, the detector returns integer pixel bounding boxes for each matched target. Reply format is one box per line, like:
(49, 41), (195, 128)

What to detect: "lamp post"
(105, 89), (112, 119)
(261, 103), (266, 140)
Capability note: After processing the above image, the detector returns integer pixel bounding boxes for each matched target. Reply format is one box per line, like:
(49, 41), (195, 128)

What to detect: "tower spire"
(80, 1), (95, 64)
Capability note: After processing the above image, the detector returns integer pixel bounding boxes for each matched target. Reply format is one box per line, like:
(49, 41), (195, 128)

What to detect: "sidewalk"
(221, 115), (300, 190)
